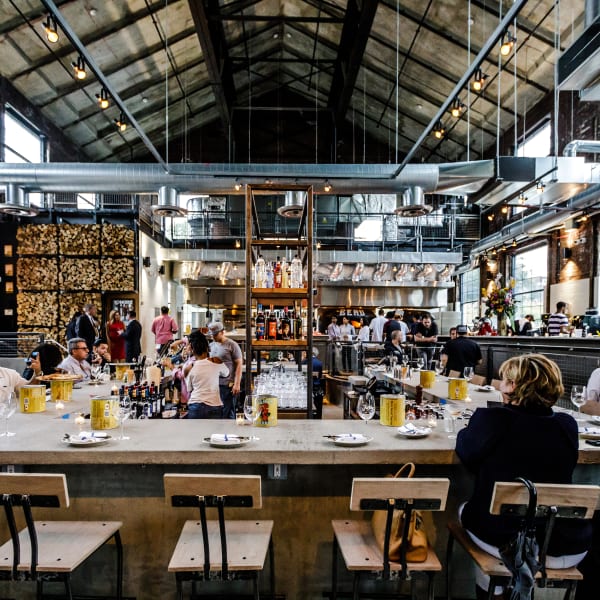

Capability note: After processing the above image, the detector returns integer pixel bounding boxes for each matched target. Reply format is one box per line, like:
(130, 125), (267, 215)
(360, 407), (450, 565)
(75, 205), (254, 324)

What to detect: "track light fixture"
(501, 205), (509, 215)
(512, 239), (517, 248)
(471, 69), (488, 92)
(71, 55), (86, 80)
(234, 178), (242, 191)
(323, 180), (332, 193)
(96, 88), (109, 109)
(433, 121), (446, 139)
(536, 181), (545, 194)
(114, 112), (127, 132)
(43, 15), (59, 43)
(518, 192), (527, 204)
(487, 213), (494, 221)
(450, 99), (466, 118)
(579, 213), (589, 223)
(500, 30), (517, 56)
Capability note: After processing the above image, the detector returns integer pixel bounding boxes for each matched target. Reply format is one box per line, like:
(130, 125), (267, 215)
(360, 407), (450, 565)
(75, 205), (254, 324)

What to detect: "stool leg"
(332, 535), (339, 600)
(63, 574), (74, 600)
(268, 537), (275, 599)
(253, 571), (259, 600)
(36, 578), (43, 600)
(426, 572), (436, 600)
(114, 530), (123, 600)
(352, 571), (360, 600)
(446, 530), (455, 600)
(175, 574), (184, 600)
(564, 581), (577, 600)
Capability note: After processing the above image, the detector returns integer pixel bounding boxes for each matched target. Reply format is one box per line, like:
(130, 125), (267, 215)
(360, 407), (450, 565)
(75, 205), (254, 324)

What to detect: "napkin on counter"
(210, 433), (242, 443)
(398, 424), (431, 435)
(334, 433), (368, 441)
(73, 431), (108, 440)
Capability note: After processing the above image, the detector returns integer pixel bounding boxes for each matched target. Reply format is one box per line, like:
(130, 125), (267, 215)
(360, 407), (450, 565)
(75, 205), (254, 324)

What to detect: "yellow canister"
(19, 385), (46, 413)
(90, 397), (118, 430)
(50, 379), (73, 402)
(379, 393), (405, 427)
(254, 395), (278, 427)
(448, 378), (468, 401)
(114, 364), (128, 380)
(419, 370), (436, 389)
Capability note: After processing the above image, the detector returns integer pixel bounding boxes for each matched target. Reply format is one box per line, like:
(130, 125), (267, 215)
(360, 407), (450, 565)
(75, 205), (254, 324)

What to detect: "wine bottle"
(255, 304), (266, 340)
(267, 307), (278, 340)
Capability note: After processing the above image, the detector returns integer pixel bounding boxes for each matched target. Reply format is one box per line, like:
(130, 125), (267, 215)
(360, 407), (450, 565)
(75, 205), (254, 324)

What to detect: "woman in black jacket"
(456, 353), (592, 598)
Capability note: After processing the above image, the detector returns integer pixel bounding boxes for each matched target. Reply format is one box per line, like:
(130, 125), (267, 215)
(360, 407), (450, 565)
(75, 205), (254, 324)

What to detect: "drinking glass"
(356, 394), (376, 423)
(90, 365), (102, 385)
(0, 391), (16, 437)
(463, 367), (474, 382)
(243, 395), (256, 424)
(570, 385), (586, 417)
(433, 360), (445, 378)
(402, 354), (409, 367)
(447, 403), (463, 439)
(416, 356), (425, 371)
(114, 395), (131, 440)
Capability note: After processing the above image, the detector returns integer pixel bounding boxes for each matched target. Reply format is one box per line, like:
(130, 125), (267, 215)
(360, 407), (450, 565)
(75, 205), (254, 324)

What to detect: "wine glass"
(0, 391), (16, 437)
(114, 395), (131, 440)
(90, 365), (102, 385)
(402, 354), (409, 368)
(243, 395), (256, 424)
(570, 385), (586, 417)
(433, 360), (445, 379)
(356, 394), (376, 423)
(463, 367), (474, 382)
(416, 356), (425, 371)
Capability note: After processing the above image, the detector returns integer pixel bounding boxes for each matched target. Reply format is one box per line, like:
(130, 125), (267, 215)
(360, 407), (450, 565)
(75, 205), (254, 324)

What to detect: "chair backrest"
(164, 474), (262, 509)
(0, 473), (69, 508)
(448, 370), (461, 378)
(350, 478), (450, 511)
(490, 481), (600, 519)
(490, 378), (502, 391)
(471, 374), (486, 386)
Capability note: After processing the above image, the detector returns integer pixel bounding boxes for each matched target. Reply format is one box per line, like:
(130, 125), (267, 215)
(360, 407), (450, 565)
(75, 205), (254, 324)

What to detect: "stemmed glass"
(446, 403), (463, 439)
(114, 395), (131, 440)
(570, 385), (586, 418)
(0, 391), (16, 437)
(90, 365), (102, 385)
(243, 395), (257, 424)
(416, 356), (425, 371)
(356, 394), (376, 423)
(432, 360), (445, 379)
(463, 367), (474, 382)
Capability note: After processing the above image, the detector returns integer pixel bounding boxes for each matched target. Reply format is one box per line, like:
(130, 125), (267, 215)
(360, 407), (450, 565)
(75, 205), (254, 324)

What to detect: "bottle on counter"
(281, 256), (289, 288)
(254, 254), (266, 288)
(267, 308), (278, 340)
(274, 256), (282, 288)
(291, 254), (302, 288)
(266, 261), (274, 288)
(255, 304), (266, 340)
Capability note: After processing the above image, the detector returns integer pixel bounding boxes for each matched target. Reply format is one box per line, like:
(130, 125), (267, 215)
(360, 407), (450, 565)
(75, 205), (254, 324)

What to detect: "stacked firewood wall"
(16, 223), (136, 342)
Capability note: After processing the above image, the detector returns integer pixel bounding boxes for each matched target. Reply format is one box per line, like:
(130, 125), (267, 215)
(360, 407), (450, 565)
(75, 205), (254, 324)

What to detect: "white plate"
(325, 434), (373, 447)
(62, 434), (111, 447)
(588, 416), (600, 425)
(202, 436), (252, 448)
(397, 425), (432, 439)
(579, 427), (600, 440)
(477, 385), (495, 392)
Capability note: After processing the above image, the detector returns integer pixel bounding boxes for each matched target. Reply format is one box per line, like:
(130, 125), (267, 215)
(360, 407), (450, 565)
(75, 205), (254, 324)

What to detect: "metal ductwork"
(563, 140), (600, 157)
(0, 184), (38, 216)
(277, 191), (306, 218)
(394, 186), (433, 217)
(151, 185), (186, 217)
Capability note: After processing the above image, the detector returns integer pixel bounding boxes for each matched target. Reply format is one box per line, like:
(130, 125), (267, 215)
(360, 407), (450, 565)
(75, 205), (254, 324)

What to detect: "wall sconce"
(114, 112), (127, 132)
(433, 121), (446, 139)
(235, 239), (241, 249)
(500, 30), (517, 56)
(234, 178), (242, 191)
(450, 99), (465, 118)
(323, 180), (332, 193)
(71, 55), (86, 80)
(43, 15), (59, 43)
(158, 265), (166, 275)
(143, 257), (151, 268)
(96, 88), (110, 109)
(472, 69), (488, 92)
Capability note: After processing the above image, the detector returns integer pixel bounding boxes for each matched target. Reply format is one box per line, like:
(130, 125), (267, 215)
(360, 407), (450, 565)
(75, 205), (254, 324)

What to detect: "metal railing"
(0, 332), (46, 358)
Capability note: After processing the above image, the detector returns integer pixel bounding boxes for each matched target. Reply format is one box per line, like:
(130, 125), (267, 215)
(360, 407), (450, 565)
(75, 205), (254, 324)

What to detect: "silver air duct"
(151, 185), (186, 217)
(0, 184), (38, 216)
(563, 140), (600, 157)
(394, 186), (433, 217)
(277, 191), (306, 218)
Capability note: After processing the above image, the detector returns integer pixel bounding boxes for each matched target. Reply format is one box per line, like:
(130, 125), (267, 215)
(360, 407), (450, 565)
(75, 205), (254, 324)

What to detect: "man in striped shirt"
(547, 301), (569, 336)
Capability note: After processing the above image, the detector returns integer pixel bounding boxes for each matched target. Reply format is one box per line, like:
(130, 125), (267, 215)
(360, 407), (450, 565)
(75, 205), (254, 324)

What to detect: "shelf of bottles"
(245, 184), (314, 417)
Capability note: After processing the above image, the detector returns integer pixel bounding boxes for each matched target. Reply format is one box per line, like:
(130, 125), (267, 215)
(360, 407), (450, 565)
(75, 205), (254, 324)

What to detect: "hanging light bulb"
(472, 69), (488, 92)
(324, 180), (332, 193)
(450, 99), (465, 118)
(433, 121), (446, 139)
(518, 192), (527, 205)
(71, 55), (86, 80)
(43, 15), (59, 43)
(500, 30), (517, 56)
(536, 181), (545, 194)
(487, 213), (494, 221)
(501, 205), (509, 215)
(96, 88), (109, 109)
(234, 178), (242, 192)
(114, 112), (127, 132)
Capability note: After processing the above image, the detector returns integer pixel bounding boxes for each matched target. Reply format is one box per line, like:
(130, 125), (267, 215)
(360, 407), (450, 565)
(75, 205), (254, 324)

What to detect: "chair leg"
(114, 530), (124, 600)
(446, 529), (455, 600)
(352, 571), (360, 600)
(331, 535), (339, 600)
(488, 577), (501, 600)
(268, 537), (275, 599)
(564, 581), (578, 600)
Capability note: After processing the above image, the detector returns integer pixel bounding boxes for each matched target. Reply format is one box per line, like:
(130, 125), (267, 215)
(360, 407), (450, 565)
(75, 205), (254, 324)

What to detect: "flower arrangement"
(482, 275), (517, 319)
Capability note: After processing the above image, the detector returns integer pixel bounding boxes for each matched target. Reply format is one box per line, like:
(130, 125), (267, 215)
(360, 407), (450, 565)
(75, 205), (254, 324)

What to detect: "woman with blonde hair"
(106, 309), (125, 362)
(456, 353), (592, 599)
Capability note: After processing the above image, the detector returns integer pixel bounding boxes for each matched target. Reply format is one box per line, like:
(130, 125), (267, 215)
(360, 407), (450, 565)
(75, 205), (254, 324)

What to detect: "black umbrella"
(499, 478), (542, 600)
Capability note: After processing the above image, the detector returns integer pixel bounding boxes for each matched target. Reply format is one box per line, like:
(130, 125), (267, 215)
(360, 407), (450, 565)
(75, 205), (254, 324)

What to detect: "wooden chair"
(331, 477), (450, 600)
(490, 378), (502, 391)
(164, 474), (274, 600)
(0, 473), (123, 600)
(446, 481), (600, 600)
(448, 370), (461, 378)
(470, 374), (486, 386)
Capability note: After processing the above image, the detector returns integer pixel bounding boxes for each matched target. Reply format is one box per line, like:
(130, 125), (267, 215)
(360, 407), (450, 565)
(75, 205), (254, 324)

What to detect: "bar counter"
(1, 380), (599, 599)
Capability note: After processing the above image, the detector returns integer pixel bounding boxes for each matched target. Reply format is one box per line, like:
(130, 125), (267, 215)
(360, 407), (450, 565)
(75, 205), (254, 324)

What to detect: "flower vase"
(498, 316), (508, 336)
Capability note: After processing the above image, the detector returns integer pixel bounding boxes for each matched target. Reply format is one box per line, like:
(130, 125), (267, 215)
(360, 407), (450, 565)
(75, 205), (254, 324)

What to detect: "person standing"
(327, 315), (341, 376)
(57, 338), (92, 380)
(106, 310), (125, 362)
(369, 309), (387, 342)
(75, 303), (100, 362)
(122, 310), (142, 363)
(186, 330), (229, 419)
(414, 315), (438, 368)
(440, 325), (482, 376)
(339, 316), (356, 372)
(548, 301), (569, 336)
(357, 318), (370, 342)
(326, 315), (341, 340)
(151, 305), (178, 356)
(386, 310), (409, 343)
(208, 322), (242, 419)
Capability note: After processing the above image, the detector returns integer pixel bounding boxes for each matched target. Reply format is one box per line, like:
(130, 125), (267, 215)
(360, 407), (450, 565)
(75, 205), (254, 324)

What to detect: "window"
(4, 108), (43, 163)
(461, 267), (480, 327)
(512, 246), (548, 327)
(517, 122), (551, 157)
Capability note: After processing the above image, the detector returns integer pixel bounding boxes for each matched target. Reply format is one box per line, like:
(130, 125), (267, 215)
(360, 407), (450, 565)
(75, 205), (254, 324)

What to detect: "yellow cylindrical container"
(50, 379), (73, 403)
(19, 385), (46, 413)
(254, 395), (278, 427)
(379, 393), (405, 426)
(448, 378), (468, 401)
(90, 397), (118, 430)
(115, 364), (128, 380)
(419, 370), (435, 389)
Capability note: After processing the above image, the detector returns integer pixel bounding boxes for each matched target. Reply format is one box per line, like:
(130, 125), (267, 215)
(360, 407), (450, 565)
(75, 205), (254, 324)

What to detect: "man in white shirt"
(57, 338), (92, 380)
(369, 309), (387, 342)
(339, 316), (356, 372)
(0, 362), (42, 394)
(327, 316), (341, 340)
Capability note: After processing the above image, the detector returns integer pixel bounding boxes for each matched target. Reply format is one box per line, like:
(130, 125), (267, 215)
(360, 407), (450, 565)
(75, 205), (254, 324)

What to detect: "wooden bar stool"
(446, 481), (600, 600)
(470, 374), (486, 386)
(331, 477), (450, 600)
(0, 473), (123, 600)
(164, 473), (274, 600)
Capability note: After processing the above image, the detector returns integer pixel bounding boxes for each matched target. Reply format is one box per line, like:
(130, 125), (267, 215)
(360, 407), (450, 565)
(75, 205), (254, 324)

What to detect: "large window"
(461, 267), (481, 327)
(517, 122), (551, 157)
(512, 245), (548, 327)
(3, 108), (43, 163)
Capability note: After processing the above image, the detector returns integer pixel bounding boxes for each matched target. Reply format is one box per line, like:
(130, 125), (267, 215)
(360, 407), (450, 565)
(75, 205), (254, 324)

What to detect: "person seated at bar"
(0, 364), (42, 393)
(440, 325), (481, 376)
(519, 314), (535, 335)
(92, 338), (111, 367)
(456, 354), (591, 599)
(581, 367), (600, 416)
(383, 329), (404, 364)
(22, 342), (63, 380)
(57, 337), (92, 380)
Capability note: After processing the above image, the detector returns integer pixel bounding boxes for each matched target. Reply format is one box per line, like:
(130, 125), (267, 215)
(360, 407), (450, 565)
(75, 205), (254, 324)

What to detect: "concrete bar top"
(3, 376), (599, 465)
